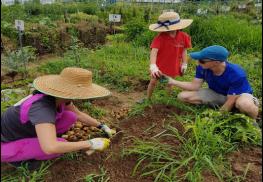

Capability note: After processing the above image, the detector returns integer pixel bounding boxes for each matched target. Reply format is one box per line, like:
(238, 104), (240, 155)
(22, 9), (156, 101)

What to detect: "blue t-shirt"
(195, 62), (252, 96)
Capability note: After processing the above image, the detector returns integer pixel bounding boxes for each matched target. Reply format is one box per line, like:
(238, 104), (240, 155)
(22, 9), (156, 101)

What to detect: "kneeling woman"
(1, 67), (115, 167)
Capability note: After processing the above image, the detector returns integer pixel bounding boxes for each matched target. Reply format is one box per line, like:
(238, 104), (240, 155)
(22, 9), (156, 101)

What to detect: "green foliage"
(1, 21), (17, 40)
(2, 46), (36, 76)
(124, 19), (147, 42)
(67, 32), (83, 66)
(69, 12), (99, 24)
(24, 23), (59, 54)
(84, 167), (109, 182)
(37, 58), (76, 74)
(190, 110), (262, 145)
(60, 151), (81, 160)
(82, 101), (106, 119)
(125, 108), (261, 181)
(1, 161), (52, 182)
(1, 89), (28, 113)
(38, 41), (149, 91)
(188, 15), (262, 54)
(25, 2), (42, 16)
(38, 17), (56, 27)
(228, 54), (262, 100)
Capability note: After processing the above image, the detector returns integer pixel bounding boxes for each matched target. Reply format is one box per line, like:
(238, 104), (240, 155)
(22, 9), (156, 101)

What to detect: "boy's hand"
(181, 63), (188, 74)
(150, 64), (162, 78)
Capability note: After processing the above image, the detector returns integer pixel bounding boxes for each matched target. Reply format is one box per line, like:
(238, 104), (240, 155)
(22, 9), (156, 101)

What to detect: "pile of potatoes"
(61, 121), (105, 142)
(111, 107), (130, 120)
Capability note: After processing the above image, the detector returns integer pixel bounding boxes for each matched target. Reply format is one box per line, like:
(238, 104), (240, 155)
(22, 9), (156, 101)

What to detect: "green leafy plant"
(82, 101), (106, 119)
(191, 110), (262, 145)
(2, 47), (34, 81)
(68, 35), (83, 67)
(84, 167), (109, 182)
(1, 161), (52, 182)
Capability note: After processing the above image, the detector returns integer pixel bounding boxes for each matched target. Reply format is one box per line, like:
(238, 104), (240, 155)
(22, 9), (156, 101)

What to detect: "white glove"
(150, 64), (162, 78)
(101, 124), (116, 138)
(181, 63), (188, 74)
(87, 138), (110, 151)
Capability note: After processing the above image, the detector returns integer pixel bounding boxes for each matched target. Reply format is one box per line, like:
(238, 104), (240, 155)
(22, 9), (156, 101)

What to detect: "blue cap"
(189, 45), (229, 62)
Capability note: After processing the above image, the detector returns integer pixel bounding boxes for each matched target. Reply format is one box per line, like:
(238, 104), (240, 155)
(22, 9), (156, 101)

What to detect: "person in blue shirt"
(167, 45), (259, 119)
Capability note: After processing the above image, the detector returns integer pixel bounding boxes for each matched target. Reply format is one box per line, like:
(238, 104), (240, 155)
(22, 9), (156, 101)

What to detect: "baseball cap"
(189, 45), (229, 62)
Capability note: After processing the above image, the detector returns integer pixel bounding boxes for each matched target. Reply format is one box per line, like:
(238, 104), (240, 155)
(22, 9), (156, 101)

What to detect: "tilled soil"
(228, 147), (262, 182)
(44, 103), (184, 182)
(1, 91), (262, 182)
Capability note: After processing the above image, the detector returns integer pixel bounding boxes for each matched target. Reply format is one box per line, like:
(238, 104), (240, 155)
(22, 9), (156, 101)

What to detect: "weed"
(1, 160), (52, 182)
(82, 101), (106, 119)
(84, 167), (109, 182)
(124, 109), (261, 181)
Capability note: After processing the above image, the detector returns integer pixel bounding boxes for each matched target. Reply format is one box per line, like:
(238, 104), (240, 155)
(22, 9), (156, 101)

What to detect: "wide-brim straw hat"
(33, 67), (111, 99)
(149, 12), (193, 32)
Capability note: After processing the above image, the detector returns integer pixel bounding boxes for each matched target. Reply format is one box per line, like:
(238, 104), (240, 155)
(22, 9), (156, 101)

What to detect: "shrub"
(1, 21), (17, 40)
(124, 19), (147, 41)
(1, 35), (17, 53)
(24, 23), (60, 54)
(75, 21), (107, 49)
(69, 12), (99, 24)
(188, 15), (262, 54)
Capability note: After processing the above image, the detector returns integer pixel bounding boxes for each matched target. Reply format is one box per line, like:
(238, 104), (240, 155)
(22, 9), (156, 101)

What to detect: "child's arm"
(181, 49), (188, 74)
(149, 48), (162, 78)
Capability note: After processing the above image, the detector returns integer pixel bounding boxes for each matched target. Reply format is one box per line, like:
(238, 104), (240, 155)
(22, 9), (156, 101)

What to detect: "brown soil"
(228, 146), (262, 182)
(37, 88), (186, 182)
(1, 90), (262, 182)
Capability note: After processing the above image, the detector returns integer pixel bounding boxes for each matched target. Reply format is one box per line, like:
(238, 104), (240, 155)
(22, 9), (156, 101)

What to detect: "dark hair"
(32, 90), (54, 99)
(32, 90), (43, 95)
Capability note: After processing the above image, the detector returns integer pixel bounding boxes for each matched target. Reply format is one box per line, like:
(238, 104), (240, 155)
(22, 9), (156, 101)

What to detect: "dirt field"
(1, 90), (262, 182)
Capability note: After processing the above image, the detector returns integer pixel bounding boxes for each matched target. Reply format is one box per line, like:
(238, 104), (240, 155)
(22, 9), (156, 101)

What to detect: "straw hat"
(33, 67), (111, 99)
(149, 12), (193, 32)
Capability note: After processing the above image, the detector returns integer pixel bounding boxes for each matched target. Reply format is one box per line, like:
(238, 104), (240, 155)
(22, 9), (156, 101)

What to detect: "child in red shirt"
(142, 11), (193, 101)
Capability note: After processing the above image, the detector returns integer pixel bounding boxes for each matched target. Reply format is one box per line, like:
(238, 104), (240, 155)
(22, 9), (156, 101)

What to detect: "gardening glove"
(87, 138), (110, 151)
(181, 63), (188, 74)
(100, 124), (116, 138)
(150, 64), (162, 78)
